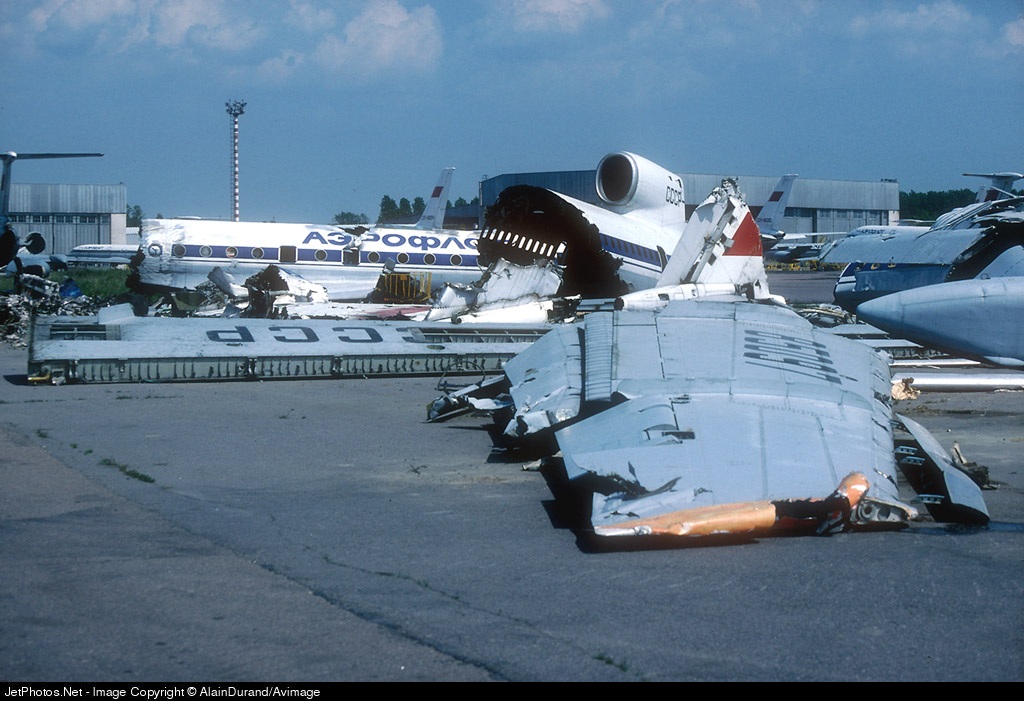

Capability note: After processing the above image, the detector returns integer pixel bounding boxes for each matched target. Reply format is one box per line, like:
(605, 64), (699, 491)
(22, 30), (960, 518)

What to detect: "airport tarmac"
(2, 274), (1022, 682)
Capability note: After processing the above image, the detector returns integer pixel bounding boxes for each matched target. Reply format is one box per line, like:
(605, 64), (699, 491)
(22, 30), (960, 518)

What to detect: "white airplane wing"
(494, 298), (989, 539)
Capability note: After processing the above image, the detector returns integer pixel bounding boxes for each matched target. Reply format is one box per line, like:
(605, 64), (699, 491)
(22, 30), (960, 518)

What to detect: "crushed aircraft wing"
(461, 297), (989, 541)
(893, 414), (989, 524)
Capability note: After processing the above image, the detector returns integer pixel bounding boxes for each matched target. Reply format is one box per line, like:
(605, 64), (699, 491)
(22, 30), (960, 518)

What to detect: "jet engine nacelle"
(596, 152), (686, 230)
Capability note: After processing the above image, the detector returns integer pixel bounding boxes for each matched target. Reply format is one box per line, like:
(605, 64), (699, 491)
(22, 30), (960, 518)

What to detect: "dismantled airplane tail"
(1, 151), (103, 274)
(616, 179), (777, 310)
(1, 151), (103, 227)
(411, 166), (454, 230)
(755, 173), (797, 248)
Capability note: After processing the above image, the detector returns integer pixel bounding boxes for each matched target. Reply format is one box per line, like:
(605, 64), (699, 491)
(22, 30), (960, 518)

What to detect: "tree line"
(899, 187), (1021, 222)
(335, 195), (479, 226)
(124, 194), (478, 228)
(898, 189), (974, 222)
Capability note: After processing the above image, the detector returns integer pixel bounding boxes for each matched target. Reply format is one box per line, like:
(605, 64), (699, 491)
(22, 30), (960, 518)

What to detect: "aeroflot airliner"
(129, 167), (483, 301)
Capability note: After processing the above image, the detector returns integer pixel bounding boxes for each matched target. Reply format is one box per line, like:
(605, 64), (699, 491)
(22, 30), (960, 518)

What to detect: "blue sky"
(2, 0), (1022, 223)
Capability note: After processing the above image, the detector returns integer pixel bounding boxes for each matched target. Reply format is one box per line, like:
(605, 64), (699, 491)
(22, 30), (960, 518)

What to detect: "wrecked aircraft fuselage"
(476, 152), (686, 302)
(479, 186), (632, 300)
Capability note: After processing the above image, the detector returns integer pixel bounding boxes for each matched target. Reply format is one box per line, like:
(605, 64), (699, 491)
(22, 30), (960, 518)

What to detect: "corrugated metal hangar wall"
(479, 170), (900, 234)
(7, 183), (127, 255)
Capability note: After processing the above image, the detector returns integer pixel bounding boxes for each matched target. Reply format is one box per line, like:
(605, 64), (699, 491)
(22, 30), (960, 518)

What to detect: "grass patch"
(1, 268), (131, 297)
(35, 428), (49, 438)
(53, 268), (132, 297)
(99, 457), (155, 483)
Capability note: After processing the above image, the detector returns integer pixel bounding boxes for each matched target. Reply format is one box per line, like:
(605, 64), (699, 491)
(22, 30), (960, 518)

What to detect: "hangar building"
(6, 183), (128, 256)
(479, 169), (900, 234)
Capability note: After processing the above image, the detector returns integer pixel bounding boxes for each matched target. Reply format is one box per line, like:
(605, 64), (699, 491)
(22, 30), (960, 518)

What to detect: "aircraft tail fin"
(963, 171), (1023, 203)
(755, 174), (797, 245)
(659, 179), (768, 289)
(618, 180), (775, 310)
(414, 167), (455, 230)
(2, 152), (104, 223)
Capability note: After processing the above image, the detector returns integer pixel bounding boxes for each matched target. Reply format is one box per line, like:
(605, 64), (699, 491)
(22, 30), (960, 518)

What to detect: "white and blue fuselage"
(133, 218), (482, 301)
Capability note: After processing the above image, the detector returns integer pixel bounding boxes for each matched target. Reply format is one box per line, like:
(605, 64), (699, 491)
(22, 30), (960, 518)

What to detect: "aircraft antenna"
(226, 99), (246, 222)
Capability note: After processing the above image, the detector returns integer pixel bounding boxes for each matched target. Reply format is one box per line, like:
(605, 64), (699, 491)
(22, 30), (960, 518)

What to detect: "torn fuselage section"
(479, 186), (634, 300)
(421, 257), (573, 324)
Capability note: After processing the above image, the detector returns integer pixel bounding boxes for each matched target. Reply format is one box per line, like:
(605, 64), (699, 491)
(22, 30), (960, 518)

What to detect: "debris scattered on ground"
(892, 376), (921, 400)
(1, 274), (139, 348)
(951, 440), (996, 490)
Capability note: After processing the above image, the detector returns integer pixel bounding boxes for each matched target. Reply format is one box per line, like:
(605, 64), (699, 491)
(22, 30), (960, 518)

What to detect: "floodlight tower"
(226, 99), (246, 221)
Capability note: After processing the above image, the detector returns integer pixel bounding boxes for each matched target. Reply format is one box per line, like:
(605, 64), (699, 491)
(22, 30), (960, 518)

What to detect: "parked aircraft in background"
(819, 171), (1024, 271)
(965, 171), (1023, 203)
(755, 173), (796, 250)
(128, 167), (481, 302)
(1, 151), (103, 277)
(754, 174), (857, 264)
(821, 189), (1024, 311)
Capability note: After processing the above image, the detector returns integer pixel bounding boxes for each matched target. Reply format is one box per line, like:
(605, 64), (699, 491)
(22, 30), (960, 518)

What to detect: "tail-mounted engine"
(596, 152), (686, 230)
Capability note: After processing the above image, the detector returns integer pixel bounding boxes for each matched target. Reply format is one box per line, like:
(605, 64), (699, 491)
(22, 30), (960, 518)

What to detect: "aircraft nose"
(856, 294), (907, 334)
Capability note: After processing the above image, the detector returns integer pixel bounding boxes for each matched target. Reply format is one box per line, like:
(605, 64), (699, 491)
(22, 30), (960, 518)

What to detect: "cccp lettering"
(268, 326), (319, 343)
(332, 326), (383, 343)
(207, 326), (254, 343)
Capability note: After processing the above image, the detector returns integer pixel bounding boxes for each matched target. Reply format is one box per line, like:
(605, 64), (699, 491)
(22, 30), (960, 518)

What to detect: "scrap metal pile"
(0, 276), (117, 348)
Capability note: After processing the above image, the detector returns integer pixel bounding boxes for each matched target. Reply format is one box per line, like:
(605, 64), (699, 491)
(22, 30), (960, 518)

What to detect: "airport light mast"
(226, 99), (246, 222)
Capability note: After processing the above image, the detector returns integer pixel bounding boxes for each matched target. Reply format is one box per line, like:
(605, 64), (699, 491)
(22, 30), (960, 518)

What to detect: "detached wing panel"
(548, 299), (914, 538)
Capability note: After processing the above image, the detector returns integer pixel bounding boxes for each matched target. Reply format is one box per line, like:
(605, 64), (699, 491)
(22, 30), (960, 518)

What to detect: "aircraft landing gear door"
(279, 246), (297, 263)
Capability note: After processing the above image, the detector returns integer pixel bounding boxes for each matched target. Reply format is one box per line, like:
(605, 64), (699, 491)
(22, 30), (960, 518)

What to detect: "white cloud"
(149, 0), (261, 52)
(501, 0), (610, 33)
(28, 0), (136, 31)
(14, 0), (263, 55)
(849, 0), (978, 39)
(313, 0), (442, 76)
(287, 0), (337, 34)
(1002, 15), (1024, 50)
(503, 0), (606, 33)
(255, 49), (306, 83)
